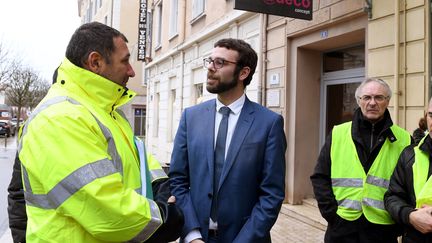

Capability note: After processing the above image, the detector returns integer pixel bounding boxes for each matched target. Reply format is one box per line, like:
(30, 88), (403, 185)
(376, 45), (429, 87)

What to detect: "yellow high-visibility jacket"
(331, 122), (410, 224)
(18, 58), (165, 242)
(413, 136), (432, 208)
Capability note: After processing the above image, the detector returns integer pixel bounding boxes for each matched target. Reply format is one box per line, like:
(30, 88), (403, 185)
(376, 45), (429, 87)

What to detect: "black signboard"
(137, 0), (147, 61)
(234, 0), (313, 20)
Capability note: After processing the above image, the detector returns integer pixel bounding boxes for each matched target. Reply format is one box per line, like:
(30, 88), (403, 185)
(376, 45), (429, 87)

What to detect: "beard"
(206, 72), (239, 94)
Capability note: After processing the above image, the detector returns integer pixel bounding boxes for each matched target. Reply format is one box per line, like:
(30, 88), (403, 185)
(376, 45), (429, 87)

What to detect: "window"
(89, 1), (94, 19)
(167, 87), (177, 141)
(104, 15), (108, 25)
(192, 0), (205, 20)
(153, 81), (160, 138)
(323, 45), (365, 72)
(155, 2), (163, 49)
(93, 0), (97, 15)
(195, 83), (203, 104)
(134, 108), (146, 136)
(169, 0), (179, 38)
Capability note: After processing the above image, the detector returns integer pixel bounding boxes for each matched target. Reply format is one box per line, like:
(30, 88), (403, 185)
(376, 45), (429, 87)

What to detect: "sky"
(0, 0), (81, 82)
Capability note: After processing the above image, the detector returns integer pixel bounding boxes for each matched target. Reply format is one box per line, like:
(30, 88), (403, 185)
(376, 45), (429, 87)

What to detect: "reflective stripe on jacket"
(18, 58), (163, 242)
(413, 136), (432, 208)
(331, 122), (411, 224)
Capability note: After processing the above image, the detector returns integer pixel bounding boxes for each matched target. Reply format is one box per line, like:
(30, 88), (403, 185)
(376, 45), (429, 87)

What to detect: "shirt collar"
(216, 93), (245, 115)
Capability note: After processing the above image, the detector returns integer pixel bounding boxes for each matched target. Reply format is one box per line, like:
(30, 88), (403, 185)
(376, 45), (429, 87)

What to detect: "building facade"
(77, 0), (148, 136)
(96, 0), (429, 205)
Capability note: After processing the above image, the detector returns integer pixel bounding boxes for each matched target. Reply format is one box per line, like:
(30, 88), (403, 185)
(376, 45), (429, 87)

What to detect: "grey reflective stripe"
(116, 109), (128, 122)
(366, 175), (390, 189)
(21, 165), (32, 192)
(130, 199), (163, 242)
(24, 159), (117, 209)
(363, 197), (385, 210)
(150, 169), (167, 182)
(18, 96), (80, 153)
(93, 118), (123, 176)
(332, 178), (363, 188)
(337, 199), (362, 210)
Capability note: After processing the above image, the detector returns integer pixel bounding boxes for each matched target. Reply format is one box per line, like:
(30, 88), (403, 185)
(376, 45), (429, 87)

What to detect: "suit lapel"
(218, 98), (255, 189)
(205, 100), (217, 179)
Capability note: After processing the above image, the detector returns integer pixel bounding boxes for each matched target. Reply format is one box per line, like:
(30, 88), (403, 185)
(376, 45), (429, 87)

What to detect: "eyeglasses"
(203, 57), (237, 69)
(358, 95), (389, 103)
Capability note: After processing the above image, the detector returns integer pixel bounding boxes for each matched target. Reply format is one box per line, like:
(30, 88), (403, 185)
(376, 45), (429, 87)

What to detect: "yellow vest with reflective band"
(331, 122), (410, 224)
(413, 136), (432, 208)
(18, 58), (167, 243)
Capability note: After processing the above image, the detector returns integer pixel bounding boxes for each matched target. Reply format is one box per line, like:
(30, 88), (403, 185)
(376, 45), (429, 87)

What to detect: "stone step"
(280, 198), (327, 231)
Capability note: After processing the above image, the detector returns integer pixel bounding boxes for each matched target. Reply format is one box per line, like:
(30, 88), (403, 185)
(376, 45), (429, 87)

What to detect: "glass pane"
(323, 45), (365, 72)
(326, 82), (360, 136)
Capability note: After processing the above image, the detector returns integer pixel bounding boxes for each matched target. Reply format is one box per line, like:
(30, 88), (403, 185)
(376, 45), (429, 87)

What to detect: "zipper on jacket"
(370, 123), (375, 151)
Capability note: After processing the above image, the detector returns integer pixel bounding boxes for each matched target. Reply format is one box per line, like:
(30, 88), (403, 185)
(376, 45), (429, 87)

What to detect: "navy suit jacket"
(169, 97), (286, 243)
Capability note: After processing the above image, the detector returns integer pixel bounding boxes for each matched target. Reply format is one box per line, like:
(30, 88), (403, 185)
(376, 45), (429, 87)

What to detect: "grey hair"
(355, 78), (392, 102)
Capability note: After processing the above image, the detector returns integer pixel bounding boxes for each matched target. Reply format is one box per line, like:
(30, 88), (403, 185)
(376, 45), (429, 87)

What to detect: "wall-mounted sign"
(137, 0), (147, 61)
(234, 0), (313, 20)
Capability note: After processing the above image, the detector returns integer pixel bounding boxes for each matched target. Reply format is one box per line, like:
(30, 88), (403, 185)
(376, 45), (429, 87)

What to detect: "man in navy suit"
(169, 38), (287, 243)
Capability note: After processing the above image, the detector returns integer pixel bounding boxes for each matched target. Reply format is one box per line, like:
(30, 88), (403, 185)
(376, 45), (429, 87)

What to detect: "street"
(0, 135), (16, 241)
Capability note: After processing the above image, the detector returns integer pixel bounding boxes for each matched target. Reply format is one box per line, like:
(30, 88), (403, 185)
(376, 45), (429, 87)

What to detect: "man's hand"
(190, 239), (205, 243)
(168, 195), (176, 203)
(409, 205), (432, 234)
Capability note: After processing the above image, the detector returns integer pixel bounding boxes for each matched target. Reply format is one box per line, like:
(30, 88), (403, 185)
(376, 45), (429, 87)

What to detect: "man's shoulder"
(245, 99), (281, 118)
(399, 144), (416, 167)
(184, 99), (214, 112)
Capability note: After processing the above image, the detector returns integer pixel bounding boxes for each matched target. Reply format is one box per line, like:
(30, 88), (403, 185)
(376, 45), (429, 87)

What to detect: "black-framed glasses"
(358, 95), (389, 103)
(203, 57), (237, 69)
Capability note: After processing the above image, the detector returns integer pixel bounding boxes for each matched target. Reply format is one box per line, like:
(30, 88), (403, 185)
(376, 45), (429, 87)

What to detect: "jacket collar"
(351, 108), (396, 142)
(56, 58), (136, 113)
(419, 134), (432, 154)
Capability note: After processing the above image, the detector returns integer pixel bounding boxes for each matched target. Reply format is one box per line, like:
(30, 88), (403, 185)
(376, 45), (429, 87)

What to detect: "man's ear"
(85, 51), (103, 73)
(238, 66), (251, 82)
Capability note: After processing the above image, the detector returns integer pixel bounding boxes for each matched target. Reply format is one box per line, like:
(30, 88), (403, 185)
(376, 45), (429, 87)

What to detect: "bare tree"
(27, 78), (50, 109)
(0, 41), (15, 90)
(5, 65), (49, 127)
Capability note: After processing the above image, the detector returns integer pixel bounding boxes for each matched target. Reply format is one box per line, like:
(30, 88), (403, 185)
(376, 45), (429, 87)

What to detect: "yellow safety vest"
(331, 122), (410, 224)
(19, 58), (167, 242)
(413, 136), (432, 208)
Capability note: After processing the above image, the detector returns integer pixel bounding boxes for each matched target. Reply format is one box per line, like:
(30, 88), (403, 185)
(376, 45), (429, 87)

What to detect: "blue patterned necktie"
(210, 106), (231, 221)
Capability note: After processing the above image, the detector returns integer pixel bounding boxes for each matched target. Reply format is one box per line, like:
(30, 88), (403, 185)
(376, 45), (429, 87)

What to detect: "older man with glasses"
(311, 78), (413, 243)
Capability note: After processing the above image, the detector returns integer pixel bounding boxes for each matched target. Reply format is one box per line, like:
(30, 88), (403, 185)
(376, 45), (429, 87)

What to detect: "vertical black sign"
(234, 0), (313, 20)
(138, 0), (147, 61)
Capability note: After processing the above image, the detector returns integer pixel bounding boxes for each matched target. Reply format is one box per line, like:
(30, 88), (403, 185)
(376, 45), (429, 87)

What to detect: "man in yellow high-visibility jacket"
(13, 22), (183, 243)
(311, 78), (412, 243)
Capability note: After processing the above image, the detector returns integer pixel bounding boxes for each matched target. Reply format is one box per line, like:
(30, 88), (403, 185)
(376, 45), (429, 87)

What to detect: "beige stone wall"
(368, 0), (429, 133)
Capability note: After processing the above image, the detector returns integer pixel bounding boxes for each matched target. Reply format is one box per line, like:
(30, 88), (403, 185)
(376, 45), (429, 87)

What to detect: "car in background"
(11, 117), (24, 130)
(0, 120), (15, 137)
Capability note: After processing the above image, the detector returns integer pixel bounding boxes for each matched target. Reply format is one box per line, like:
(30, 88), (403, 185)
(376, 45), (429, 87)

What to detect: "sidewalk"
(271, 201), (326, 243)
(0, 203), (325, 243)
(0, 228), (12, 243)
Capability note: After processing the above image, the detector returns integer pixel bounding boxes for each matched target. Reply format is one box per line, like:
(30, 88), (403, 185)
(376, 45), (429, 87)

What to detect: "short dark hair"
(65, 22), (128, 67)
(214, 38), (258, 87)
